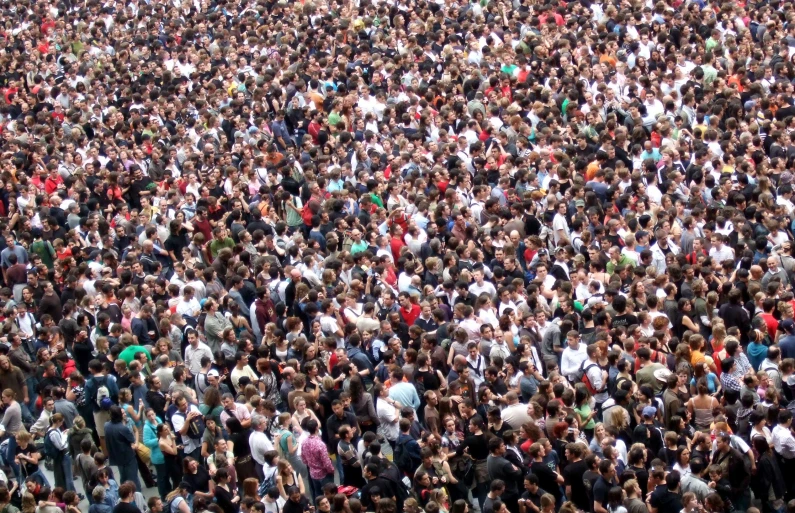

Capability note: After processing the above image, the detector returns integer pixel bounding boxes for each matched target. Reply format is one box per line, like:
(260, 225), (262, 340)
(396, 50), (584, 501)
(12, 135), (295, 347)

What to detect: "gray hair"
(250, 415), (265, 430)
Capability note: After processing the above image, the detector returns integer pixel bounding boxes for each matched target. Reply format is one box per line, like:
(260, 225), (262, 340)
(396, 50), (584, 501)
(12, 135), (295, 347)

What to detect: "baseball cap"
(781, 319), (795, 334)
(207, 369), (220, 378)
(654, 368), (672, 382)
(574, 199), (585, 207)
(642, 406), (657, 418)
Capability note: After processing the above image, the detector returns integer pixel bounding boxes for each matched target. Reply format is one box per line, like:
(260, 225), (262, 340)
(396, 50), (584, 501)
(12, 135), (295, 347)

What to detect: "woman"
(573, 384), (596, 440)
(275, 460), (305, 499)
(687, 379), (720, 432)
(213, 468), (240, 513)
(751, 437), (785, 513)
(198, 381), (222, 422)
(227, 417), (258, 484)
(274, 412), (307, 483)
(182, 457), (214, 503)
(66, 416), (94, 475)
(157, 424), (183, 494)
(165, 482), (192, 513)
(749, 410), (772, 444)
(673, 446), (691, 479)
(242, 478), (261, 502)
(690, 362), (720, 396)
(574, 411), (600, 448)
(291, 397), (320, 434)
(674, 299), (699, 339)
(142, 410), (167, 501)
(349, 376), (378, 433)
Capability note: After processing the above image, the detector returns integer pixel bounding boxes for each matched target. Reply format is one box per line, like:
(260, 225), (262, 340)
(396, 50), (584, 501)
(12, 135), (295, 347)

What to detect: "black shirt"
(592, 475), (612, 511)
(649, 485), (683, 513)
(283, 496), (311, 513)
(112, 502), (141, 513)
(531, 461), (561, 502)
(15, 444), (39, 476)
(562, 459), (590, 511)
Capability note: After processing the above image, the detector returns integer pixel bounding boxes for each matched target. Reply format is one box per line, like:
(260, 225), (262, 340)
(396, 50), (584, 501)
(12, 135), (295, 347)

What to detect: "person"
(486, 437), (523, 513)
(103, 406), (141, 492)
(300, 419), (335, 503)
(165, 482), (192, 513)
(45, 413), (76, 493)
(112, 482), (141, 513)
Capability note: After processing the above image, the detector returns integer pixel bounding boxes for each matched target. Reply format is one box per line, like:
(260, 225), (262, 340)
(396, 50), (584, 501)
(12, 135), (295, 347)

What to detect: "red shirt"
(400, 304), (421, 326)
(760, 313), (779, 339)
(390, 236), (406, 261)
(45, 176), (63, 195)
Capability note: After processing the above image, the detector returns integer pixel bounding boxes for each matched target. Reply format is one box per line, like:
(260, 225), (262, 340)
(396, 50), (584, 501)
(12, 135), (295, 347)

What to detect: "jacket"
(143, 420), (164, 465)
(650, 239), (680, 274)
(203, 312), (232, 352)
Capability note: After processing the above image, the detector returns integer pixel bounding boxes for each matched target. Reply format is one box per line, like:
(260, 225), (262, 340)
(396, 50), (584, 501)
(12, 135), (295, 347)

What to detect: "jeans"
(334, 453), (344, 485)
(24, 376), (38, 422)
(309, 474), (334, 505)
(117, 457), (142, 492)
(54, 453), (76, 492)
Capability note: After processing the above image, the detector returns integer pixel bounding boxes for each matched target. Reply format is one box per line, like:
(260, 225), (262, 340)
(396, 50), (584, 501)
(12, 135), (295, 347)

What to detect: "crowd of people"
(2, 1), (795, 513)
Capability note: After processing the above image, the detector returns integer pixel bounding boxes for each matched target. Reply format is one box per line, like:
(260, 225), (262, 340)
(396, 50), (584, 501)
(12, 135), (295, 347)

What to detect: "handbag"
(135, 444), (151, 466)
(451, 456), (475, 487)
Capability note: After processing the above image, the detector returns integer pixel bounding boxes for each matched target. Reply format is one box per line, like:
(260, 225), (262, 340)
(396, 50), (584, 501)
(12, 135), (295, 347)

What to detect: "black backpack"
(393, 437), (417, 475)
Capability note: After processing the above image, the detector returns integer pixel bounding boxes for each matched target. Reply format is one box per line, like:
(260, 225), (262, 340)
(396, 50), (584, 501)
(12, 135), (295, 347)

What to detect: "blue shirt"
(388, 382), (420, 410)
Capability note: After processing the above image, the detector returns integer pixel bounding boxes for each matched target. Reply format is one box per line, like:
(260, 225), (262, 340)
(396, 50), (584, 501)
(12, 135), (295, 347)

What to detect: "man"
(130, 305), (157, 347)
(0, 356), (32, 425)
(203, 298), (233, 352)
(220, 393), (252, 429)
(326, 399), (359, 479)
(171, 394), (204, 461)
(84, 359), (119, 455)
(561, 443), (589, 511)
(112, 482), (141, 513)
(583, 344), (608, 410)
(249, 415), (275, 481)
(593, 459), (616, 513)
(230, 351), (258, 391)
(300, 419), (335, 501)
(388, 367), (419, 410)
(52, 387), (78, 428)
(487, 437), (523, 513)
(713, 431), (751, 512)
(500, 391), (533, 429)
(104, 405), (141, 492)
(183, 329), (213, 380)
(679, 457), (711, 502)
(648, 471), (683, 513)
(560, 331), (588, 383)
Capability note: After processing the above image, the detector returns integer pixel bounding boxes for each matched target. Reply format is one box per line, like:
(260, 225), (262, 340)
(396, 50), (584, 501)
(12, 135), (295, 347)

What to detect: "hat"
(537, 249), (549, 257)
(207, 369), (220, 378)
(642, 406), (657, 418)
(654, 368), (672, 382)
(781, 319), (795, 334)
(575, 199), (585, 207)
(782, 171), (794, 185)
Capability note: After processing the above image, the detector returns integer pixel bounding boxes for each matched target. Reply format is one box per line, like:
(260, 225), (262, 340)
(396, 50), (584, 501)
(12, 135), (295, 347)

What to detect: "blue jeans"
(59, 454), (76, 492)
(309, 474), (333, 505)
(334, 453), (344, 485)
(117, 457), (142, 492)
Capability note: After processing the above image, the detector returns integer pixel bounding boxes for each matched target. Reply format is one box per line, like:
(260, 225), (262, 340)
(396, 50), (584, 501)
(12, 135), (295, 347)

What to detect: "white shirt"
(552, 213), (569, 245)
(249, 430), (275, 465)
(184, 342), (214, 376)
(376, 399), (400, 442)
(469, 281), (497, 298)
(561, 345), (589, 382)
(773, 424), (795, 459)
(171, 404), (202, 453)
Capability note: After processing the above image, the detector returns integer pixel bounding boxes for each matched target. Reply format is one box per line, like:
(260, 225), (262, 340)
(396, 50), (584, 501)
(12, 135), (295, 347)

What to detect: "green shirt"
(119, 345), (151, 365)
(29, 240), (55, 269)
(351, 241), (369, 255)
(208, 237), (235, 260)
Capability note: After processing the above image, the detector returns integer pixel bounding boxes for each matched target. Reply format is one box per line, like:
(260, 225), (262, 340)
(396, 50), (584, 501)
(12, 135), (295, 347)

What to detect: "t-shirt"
(562, 459), (590, 511)
(530, 461), (561, 502)
(283, 496), (310, 513)
(112, 502), (141, 513)
(15, 444), (39, 476)
(593, 476), (612, 510)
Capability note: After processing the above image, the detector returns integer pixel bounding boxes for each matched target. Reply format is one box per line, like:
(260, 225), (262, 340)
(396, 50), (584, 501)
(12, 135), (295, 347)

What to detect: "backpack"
(95, 377), (113, 410)
(393, 437), (417, 475)
(43, 428), (63, 460)
(258, 467), (278, 497)
(174, 411), (205, 441)
(582, 362), (604, 395)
